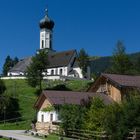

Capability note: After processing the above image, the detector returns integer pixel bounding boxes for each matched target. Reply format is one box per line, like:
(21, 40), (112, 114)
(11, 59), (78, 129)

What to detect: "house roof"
(9, 49), (76, 73)
(102, 73), (140, 88)
(34, 90), (113, 109)
(88, 73), (140, 92)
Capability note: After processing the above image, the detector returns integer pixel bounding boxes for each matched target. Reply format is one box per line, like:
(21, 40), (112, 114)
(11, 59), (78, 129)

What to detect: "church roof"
(47, 49), (76, 68)
(9, 50), (76, 73)
(9, 57), (32, 72)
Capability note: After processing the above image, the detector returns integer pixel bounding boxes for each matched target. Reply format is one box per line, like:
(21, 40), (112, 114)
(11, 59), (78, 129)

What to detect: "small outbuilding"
(34, 90), (113, 134)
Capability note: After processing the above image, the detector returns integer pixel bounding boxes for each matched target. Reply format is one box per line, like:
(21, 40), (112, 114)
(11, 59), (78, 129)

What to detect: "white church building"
(7, 9), (90, 80)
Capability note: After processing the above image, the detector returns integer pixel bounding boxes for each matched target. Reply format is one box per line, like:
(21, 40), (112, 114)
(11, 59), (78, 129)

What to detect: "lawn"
(0, 79), (37, 130)
(0, 79), (92, 130)
(46, 134), (72, 140)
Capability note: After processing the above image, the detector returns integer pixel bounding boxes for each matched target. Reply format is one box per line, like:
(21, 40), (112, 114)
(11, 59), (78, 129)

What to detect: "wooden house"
(88, 73), (140, 102)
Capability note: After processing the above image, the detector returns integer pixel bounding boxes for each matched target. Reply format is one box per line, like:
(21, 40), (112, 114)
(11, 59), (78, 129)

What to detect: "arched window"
(60, 69), (63, 75)
(42, 40), (44, 48)
(51, 69), (54, 75)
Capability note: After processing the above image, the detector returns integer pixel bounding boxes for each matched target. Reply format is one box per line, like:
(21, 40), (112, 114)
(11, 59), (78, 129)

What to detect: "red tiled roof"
(35, 90), (113, 109)
(102, 73), (140, 88)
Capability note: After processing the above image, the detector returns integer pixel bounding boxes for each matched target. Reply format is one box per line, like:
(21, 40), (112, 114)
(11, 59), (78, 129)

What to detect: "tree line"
(107, 40), (140, 75)
(2, 55), (19, 76)
(2, 40), (140, 79)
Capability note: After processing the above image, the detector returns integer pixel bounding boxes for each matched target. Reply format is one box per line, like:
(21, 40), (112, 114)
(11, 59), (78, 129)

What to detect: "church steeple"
(39, 9), (54, 50)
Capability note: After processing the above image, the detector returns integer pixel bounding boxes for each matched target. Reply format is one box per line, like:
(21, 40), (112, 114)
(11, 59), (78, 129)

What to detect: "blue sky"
(0, 0), (140, 73)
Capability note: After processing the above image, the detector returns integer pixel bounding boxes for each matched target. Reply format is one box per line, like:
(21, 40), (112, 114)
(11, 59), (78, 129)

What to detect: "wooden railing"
(127, 128), (140, 140)
(55, 129), (110, 140)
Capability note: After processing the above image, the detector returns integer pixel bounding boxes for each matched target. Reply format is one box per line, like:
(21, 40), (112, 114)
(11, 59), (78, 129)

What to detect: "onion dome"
(39, 9), (54, 30)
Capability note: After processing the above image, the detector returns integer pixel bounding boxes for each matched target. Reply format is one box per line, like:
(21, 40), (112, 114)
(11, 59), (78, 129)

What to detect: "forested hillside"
(90, 52), (140, 75)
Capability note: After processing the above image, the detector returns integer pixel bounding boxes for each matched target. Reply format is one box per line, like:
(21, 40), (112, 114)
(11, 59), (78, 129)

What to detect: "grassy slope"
(0, 79), (92, 130)
(0, 79), (37, 130)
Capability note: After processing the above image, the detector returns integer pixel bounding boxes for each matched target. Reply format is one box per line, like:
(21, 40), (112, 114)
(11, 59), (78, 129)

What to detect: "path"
(0, 130), (43, 140)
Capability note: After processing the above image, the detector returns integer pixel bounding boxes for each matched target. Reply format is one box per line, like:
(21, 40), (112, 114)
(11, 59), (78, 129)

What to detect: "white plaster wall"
(40, 29), (51, 50)
(44, 75), (61, 80)
(47, 67), (68, 76)
(1, 76), (26, 80)
(47, 68), (57, 75)
(7, 72), (24, 76)
(37, 111), (59, 122)
(73, 67), (83, 78)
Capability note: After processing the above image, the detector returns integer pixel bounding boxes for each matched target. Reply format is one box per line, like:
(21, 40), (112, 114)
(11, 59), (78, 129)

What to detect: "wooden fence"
(127, 128), (140, 140)
(52, 129), (110, 140)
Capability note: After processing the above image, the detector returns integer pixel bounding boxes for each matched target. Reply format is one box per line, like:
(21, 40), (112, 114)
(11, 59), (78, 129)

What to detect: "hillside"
(90, 52), (140, 75)
(0, 79), (92, 130)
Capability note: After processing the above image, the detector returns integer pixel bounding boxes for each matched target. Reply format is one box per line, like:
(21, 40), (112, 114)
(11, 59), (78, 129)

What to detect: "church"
(7, 9), (90, 80)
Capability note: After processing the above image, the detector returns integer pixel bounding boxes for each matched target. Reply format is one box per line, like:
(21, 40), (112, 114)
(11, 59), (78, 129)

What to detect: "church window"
(60, 69), (63, 75)
(51, 70), (54, 75)
(42, 40), (44, 48)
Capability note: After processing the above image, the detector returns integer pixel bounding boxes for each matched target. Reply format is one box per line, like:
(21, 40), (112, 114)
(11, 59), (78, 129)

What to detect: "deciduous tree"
(83, 97), (105, 131)
(26, 50), (49, 91)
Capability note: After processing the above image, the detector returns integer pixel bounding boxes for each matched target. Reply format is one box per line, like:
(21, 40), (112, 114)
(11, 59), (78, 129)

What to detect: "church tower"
(39, 9), (54, 50)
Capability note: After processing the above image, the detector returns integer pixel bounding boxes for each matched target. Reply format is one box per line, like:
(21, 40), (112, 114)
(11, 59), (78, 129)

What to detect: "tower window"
(42, 40), (44, 48)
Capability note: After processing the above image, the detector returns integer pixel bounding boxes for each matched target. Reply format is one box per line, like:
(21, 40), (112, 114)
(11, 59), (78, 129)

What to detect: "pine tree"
(3, 55), (13, 76)
(13, 57), (19, 65)
(77, 48), (89, 77)
(109, 41), (132, 74)
(2, 56), (19, 76)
